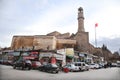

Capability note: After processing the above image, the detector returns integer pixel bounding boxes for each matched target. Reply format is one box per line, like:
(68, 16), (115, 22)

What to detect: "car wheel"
(39, 68), (42, 71)
(28, 66), (31, 70)
(52, 70), (55, 73)
(13, 65), (16, 69)
(22, 67), (24, 70)
(56, 71), (59, 73)
(79, 68), (81, 71)
(70, 69), (73, 72)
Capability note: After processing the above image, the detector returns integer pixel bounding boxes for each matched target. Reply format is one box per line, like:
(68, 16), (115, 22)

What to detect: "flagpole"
(95, 23), (98, 47)
(95, 26), (97, 47)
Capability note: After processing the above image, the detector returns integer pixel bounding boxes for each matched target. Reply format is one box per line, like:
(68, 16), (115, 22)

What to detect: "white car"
(73, 62), (86, 71)
(83, 63), (90, 71)
(89, 63), (99, 69)
(63, 63), (79, 72)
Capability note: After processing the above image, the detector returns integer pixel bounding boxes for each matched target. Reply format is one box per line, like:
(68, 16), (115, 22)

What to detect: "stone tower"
(78, 7), (85, 32)
(74, 7), (89, 52)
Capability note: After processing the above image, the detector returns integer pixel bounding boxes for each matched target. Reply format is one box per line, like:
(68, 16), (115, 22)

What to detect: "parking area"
(0, 65), (120, 80)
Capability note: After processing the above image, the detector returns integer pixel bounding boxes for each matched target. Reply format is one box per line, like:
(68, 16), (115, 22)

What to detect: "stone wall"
(11, 36), (34, 50)
(74, 32), (89, 52)
(33, 35), (56, 50)
(11, 35), (76, 50)
(56, 39), (76, 49)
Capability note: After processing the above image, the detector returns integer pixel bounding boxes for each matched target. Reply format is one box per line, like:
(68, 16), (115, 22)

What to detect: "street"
(0, 65), (120, 80)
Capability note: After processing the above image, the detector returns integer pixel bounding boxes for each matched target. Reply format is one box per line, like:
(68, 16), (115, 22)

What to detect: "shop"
(21, 51), (39, 61)
(65, 48), (74, 64)
(39, 51), (63, 67)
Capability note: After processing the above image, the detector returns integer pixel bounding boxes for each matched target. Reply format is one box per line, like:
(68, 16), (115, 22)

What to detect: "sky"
(0, 0), (120, 53)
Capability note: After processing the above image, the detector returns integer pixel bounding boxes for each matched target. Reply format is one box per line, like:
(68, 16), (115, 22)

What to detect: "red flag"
(95, 23), (98, 27)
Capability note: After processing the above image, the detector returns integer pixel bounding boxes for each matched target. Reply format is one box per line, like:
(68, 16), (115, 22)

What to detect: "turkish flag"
(95, 23), (98, 27)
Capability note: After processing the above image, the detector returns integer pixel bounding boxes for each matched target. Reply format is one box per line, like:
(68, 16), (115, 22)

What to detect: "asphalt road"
(0, 65), (120, 80)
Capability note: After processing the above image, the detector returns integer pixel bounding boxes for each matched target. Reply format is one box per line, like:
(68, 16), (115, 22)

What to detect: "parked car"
(2, 60), (8, 65)
(117, 63), (120, 67)
(32, 61), (41, 69)
(62, 63), (79, 72)
(111, 63), (117, 67)
(13, 59), (32, 70)
(0, 59), (3, 64)
(89, 63), (99, 69)
(83, 63), (90, 71)
(39, 63), (59, 73)
(117, 61), (120, 67)
(73, 62), (86, 71)
(7, 60), (13, 65)
(98, 63), (104, 68)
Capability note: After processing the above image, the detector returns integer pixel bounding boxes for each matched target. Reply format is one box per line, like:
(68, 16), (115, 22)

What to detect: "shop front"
(39, 52), (63, 67)
(65, 48), (74, 64)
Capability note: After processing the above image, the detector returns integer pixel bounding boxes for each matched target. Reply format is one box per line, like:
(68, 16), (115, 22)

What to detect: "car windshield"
(75, 63), (81, 66)
(71, 64), (75, 67)
(36, 62), (41, 65)
(51, 64), (57, 67)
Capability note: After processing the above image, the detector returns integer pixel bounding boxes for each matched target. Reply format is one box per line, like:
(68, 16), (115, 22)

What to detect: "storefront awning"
(66, 55), (73, 59)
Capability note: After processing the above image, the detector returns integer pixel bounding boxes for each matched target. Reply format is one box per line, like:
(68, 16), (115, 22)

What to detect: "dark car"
(13, 59), (32, 70)
(39, 63), (59, 73)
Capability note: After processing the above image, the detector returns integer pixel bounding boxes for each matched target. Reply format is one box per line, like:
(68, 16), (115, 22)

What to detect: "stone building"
(11, 35), (76, 50)
(11, 7), (91, 52)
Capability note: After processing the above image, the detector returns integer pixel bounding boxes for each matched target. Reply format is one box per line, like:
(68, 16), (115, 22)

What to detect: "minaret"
(78, 7), (85, 32)
(74, 7), (89, 52)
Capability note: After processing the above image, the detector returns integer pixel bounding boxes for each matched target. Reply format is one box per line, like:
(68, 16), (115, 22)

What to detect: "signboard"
(57, 49), (65, 55)
(55, 54), (63, 60)
(79, 53), (84, 57)
(66, 48), (74, 58)
(13, 52), (20, 56)
(23, 56), (36, 60)
(40, 53), (52, 57)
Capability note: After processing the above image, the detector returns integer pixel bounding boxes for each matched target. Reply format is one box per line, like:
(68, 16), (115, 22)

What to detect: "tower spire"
(78, 7), (85, 32)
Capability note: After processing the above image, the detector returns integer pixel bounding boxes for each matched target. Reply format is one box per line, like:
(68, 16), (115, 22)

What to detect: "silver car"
(63, 63), (79, 72)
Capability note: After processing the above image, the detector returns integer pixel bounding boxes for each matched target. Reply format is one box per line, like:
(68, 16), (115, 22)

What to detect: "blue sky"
(0, 0), (120, 53)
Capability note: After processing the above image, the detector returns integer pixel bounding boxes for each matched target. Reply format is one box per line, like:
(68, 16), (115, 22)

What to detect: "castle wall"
(33, 35), (56, 50)
(11, 36), (34, 50)
(56, 39), (76, 49)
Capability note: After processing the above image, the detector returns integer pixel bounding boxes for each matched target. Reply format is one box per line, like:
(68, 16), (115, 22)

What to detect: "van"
(73, 62), (86, 71)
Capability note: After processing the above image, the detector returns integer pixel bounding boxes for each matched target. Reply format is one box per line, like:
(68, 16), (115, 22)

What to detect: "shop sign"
(66, 48), (74, 57)
(79, 53), (85, 57)
(40, 53), (52, 57)
(13, 52), (20, 56)
(23, 56), (35, 59)
(55, 54), (63, 60)
(57, 49), (65, 55)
